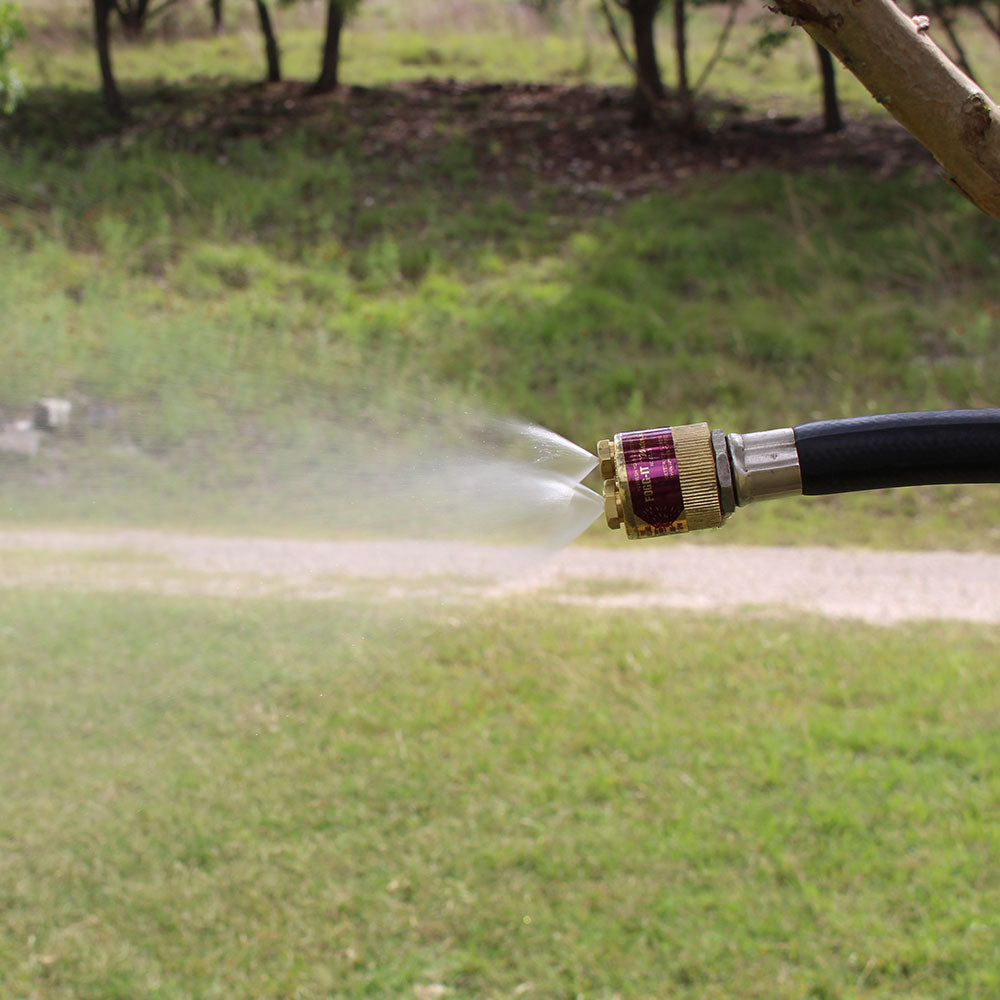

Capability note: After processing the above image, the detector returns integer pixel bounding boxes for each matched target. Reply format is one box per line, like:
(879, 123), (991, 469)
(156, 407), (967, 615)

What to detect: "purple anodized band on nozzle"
(619, 427), (686, 535)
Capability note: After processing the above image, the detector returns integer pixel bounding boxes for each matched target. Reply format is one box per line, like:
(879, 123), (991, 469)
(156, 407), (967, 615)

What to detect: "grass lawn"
(1, 588), (999, 998)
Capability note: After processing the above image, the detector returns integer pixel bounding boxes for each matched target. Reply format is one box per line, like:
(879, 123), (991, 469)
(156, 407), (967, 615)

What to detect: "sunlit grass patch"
(1, 590), (999, 997)
(556, 575), (658, 597)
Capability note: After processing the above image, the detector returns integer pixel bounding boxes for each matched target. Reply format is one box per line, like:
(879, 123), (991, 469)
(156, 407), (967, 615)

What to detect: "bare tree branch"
(599, 0), (636, 73)
(973, 5), (1000, 44)
(147, 0), (187, 22)
(928, 0), (976, 80)
(693, 0), (740, 96)
(768, 0), (1000, 220)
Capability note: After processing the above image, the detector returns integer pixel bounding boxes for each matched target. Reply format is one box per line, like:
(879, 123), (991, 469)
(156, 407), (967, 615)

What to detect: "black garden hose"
(793, 410), (1000, 496)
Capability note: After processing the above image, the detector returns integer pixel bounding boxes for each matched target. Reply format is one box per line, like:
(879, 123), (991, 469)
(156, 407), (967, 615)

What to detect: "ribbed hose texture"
(793, 410), (1000, 496)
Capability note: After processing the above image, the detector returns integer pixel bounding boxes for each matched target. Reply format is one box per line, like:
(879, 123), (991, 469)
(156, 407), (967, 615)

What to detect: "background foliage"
(0, 1), (25, 112)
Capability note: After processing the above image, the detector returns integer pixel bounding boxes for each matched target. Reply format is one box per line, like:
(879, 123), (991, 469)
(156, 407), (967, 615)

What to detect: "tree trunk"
(814, 41), (843, 132)
(768, 0), (1000, 220)
(117, 0), (150, 39)
(629, 0), (664, 126)
(311, 0), (346, 95)
(93, 0), (126, 118)
(209, 0), (223, 34)
(674, 0), (695, 128)
(254, 0), (281, 83)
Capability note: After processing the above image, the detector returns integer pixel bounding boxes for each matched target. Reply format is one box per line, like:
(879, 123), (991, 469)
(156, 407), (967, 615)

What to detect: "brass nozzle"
(598, 420), (806, 539)
(598, 423), (724, 538)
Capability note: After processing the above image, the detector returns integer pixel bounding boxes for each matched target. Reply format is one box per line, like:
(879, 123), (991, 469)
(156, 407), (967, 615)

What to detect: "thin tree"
(599, 0), (665, 125)
(626, 0), (666, 124)
(691, 0), (740, 95)
(93, 0), (125, 117)
(309, 0), (360, 95)
(813, 40), (843, 132)
(970, 0), (1000, 43)
(673, 0), (694, 129)
(254, 0), (280, 82)
(91, 0), (185, 117)
(602, 0), (704, 128)
(910, 0), (1000, 80)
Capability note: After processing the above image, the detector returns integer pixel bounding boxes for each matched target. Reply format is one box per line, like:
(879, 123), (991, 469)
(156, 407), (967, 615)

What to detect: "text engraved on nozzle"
(603, 423), (725, 538)
(616, 427), (686, 538)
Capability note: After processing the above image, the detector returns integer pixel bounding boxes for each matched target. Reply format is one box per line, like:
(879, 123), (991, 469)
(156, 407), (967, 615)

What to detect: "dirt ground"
(7, 79), (936, 198)
(3, 529), (998, 625)
(338, 80), (934, 195)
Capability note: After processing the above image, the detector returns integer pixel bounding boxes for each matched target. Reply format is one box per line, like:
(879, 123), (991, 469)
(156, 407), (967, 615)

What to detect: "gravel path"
(1, 529), (998, 625)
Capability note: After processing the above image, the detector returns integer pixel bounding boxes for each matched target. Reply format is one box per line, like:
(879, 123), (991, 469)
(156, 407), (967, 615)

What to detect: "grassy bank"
(6, 145), (996, 434)
(2, 114), (999, 544)
(1, 588), (999, 998)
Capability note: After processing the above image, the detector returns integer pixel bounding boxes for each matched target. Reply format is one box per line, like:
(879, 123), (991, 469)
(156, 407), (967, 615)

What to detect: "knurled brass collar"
(672, 422), (724, 531)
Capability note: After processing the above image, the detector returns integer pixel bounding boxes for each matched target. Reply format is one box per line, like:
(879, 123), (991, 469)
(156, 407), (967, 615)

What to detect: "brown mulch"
(336, 79), (934, 195)
(9, 77), (934, 197)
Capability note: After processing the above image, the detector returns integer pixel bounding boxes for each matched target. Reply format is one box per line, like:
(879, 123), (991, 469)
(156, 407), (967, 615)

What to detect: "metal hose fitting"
(599, 409), (1000, 539)
(598, 421), (803, 538)
(726, 428), (802, 506)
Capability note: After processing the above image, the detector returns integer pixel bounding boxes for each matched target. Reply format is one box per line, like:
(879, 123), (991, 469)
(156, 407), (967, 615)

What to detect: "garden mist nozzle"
(598, 410), (1000, 540)
(597, 422), (800, 539)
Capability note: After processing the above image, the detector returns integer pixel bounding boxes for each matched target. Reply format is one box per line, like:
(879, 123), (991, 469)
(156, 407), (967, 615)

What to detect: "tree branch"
(693, 0), (740, 96)
(147, 0), (187, 22)
(927, 0), (976, 80)
(599, 0), (636, 73)
(768, 0), (1000, 220)
(973, 5), (1000, 45)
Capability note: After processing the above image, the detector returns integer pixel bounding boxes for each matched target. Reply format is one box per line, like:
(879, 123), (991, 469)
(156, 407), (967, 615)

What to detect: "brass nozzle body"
(598, 423), (723, 539)
(598, 422), (802, 539)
